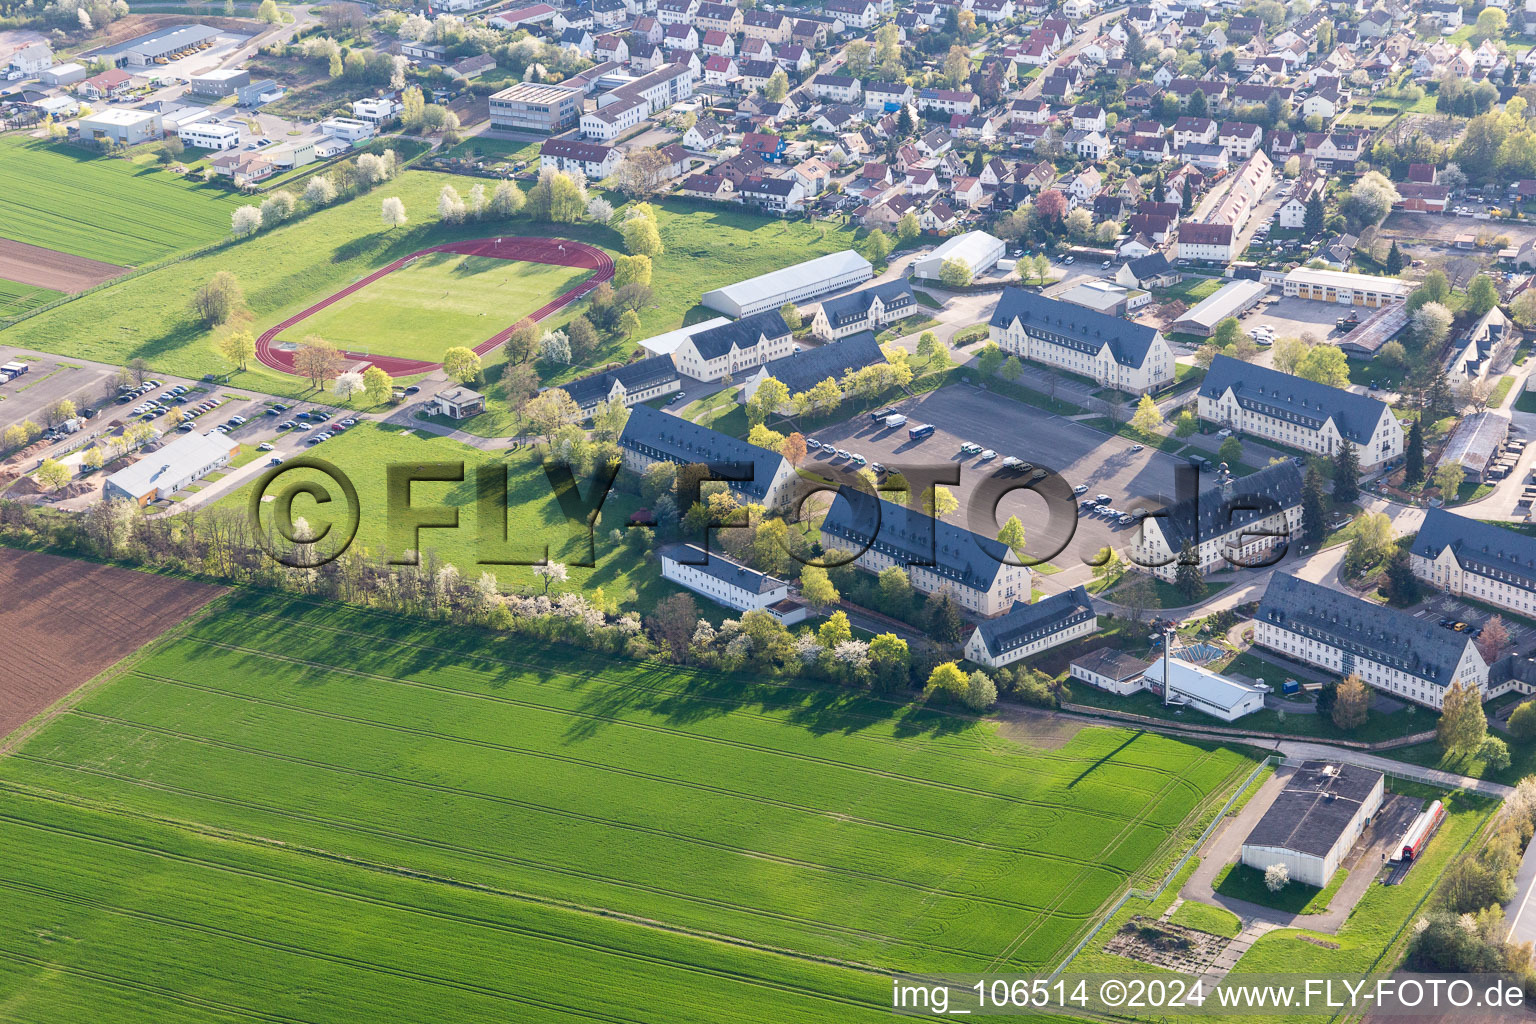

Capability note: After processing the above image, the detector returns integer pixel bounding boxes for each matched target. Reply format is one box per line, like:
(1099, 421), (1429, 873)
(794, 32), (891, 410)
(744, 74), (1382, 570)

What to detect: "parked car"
(1073, 484), (1089, 495)
(979, 449), (997, 461)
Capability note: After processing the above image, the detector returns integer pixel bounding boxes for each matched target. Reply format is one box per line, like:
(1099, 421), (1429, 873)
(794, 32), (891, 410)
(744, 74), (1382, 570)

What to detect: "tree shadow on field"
(560, 654), (979, 747)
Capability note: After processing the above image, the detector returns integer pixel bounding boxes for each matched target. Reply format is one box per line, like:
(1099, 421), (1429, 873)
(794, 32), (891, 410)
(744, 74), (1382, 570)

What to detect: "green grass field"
(1168, 899), (1242, 938)
(0, 277), (65, 319)
(0, 591), (1257, 1020)
(2, 170), (857, 399)
(275, 252), (593, 361)
(218, 421), (671, 608)
(0, 135), (244, 266)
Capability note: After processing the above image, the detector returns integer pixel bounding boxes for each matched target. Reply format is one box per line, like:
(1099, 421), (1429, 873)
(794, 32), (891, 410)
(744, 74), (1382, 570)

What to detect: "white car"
(1073, 484), (1089, 495)
(1217, 428), (1233, 438)
(979, 449), (997, 461)
(835, 448), (851, 459)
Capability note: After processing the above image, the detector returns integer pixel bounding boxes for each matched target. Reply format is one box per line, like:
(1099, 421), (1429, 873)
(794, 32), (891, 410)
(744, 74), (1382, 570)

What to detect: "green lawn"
(1489, 375), (1516, 410)
(0, 589), (1260, 1023)
(679, 386), (748, 435)
(1168, 899), (1242, 937)
(0, 276), (65, 319)
(4, 170), (858, 399)
(275, 252), (592, 362)
(217, 421), (675, 609)
(1212, 862), (1350, 916)
(1152, 277), (1222, 305)
(0, 135), (245, 265)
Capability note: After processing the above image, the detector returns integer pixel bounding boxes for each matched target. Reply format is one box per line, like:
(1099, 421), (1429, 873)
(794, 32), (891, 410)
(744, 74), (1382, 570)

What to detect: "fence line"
(1051, 754), (1281, 979)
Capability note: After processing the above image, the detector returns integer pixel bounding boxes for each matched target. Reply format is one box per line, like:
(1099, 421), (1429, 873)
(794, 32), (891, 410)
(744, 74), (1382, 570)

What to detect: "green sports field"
(0, 135), (245, 266)
(274, 252), (592, 361)
(0, 590), (1254, 1021)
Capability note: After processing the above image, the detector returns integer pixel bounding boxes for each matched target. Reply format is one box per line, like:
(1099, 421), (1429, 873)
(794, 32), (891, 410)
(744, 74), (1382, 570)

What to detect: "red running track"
(254, 237), (614, 377)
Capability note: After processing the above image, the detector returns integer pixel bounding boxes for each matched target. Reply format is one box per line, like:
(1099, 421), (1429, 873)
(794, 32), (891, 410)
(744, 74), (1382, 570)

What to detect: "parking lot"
(1411, 591), (1536, 655)
(1241, 295), (1353, 342)
(0, 347), (118, 436)
(803, 383), (1203, 569)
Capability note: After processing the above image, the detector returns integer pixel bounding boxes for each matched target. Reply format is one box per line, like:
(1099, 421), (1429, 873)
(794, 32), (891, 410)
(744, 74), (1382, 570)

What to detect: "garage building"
(701, 250), (873, 317)
(90, 24), (219, 68)
(1169, 278), (1268, 336)
(1240, 761), (1384, 888)
(1282, 267), (1410, 308)
(102, 431), (239, 505)
(910, 230), (1005, 282)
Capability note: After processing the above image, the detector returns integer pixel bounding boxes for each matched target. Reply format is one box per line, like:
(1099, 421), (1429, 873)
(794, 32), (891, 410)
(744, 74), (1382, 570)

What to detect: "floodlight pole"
(1162, 625), (1174, 708)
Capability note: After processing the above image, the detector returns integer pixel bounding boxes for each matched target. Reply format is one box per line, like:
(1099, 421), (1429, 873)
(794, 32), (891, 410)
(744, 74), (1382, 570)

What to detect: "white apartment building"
(1197, 355), (1405, 469)
(668, 309), (796, 382)
(1411, 507), (1536, 619)
(658, 543), (805, 622)
(1254, 573), (1488, 710)
(1127, 461), (1304, 581)
(963, 587), (1096, 668)
(988, 288), (1175, 394)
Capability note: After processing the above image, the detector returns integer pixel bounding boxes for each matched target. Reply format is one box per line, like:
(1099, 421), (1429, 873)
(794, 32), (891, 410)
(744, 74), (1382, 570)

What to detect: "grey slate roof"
(754, 331), (884, 395)
(1243, 760), (1383, 858)
(619, 404), (787, 503)
(1256, 573), (1476, 687)
(821, 485), (1012, 593)
(1410, 507), (1536, 591)
(1199, 355), (1390, 445)
(688, 309), (792, 360)
(972, 587), (1094, 657)
(561, 354), (679, 412)
(658, 543), (787, 595)
(989, 287), (1163, 370)
(818, 279), (916, 331)
(1152, 460), (1303, 551)
(1126, 252), (1175, 282)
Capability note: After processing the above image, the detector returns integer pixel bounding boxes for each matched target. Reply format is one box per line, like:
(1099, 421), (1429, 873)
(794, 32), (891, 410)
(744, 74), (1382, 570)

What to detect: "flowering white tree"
(331, 369), (364, 400)
(1265, 863), (1289, 892)
(539, 329), (571, 363)
(438, 184), (466, 224)
(78, 7), (92, 30)
(533, 561), (568, 594)
(381, 197), (407, 228)
(231, 206), (262, 237)
(586, 196), (614, 223)
(303, 175), (337, 205)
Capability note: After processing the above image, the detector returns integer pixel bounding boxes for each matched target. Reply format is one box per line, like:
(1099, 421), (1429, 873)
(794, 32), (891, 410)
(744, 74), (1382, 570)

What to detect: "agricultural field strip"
(14, 712), (1082, 925)
(172, 631), (1203, 823)
(0, 871), (840, 1024)
(0, 617), (1222, 970)
(22, 660), (1143, 954)
(981, 747), (1222, 972)
(10, 683), (1131, 964)
(220, 605), (1211, 806)
(0, 139), (242, 265)
(65, 682), (1131, 870)
(0, 792), (894, 1023)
